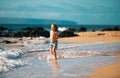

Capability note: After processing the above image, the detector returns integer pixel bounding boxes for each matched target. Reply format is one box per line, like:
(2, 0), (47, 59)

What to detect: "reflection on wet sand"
(48, 60), (59, 78)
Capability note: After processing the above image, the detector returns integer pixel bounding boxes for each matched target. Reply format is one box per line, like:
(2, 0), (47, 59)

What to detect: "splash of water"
(0, 49), (25, 74)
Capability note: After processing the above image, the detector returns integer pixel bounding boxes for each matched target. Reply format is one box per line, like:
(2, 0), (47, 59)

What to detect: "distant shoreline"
(0, 24), (120, 31)
(0, 31), (120, 43)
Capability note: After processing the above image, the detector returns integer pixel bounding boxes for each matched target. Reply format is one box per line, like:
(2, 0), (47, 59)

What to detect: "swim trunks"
(50, 41), (58, 49)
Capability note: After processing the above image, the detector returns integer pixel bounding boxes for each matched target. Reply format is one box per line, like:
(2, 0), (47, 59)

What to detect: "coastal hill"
(0, 18), (77, 25)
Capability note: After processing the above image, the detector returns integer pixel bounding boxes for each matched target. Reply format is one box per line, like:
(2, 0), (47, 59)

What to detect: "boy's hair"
(52, 24), (58, 31)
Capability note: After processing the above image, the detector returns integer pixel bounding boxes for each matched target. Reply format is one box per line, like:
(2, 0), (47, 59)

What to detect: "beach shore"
(58, 31), (120, 43)
(58, 31), (120, 78)
(0, 31), (120, 78)
(88, 60), (120, 78)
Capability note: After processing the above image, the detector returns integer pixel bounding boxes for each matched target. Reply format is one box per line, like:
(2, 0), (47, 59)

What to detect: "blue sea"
(0, 24), (120, 31)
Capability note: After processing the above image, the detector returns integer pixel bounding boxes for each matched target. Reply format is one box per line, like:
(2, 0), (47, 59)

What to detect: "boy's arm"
(50, 31), (53, 39)
(50, 31), (53, 37)
(56, 32), (59, 39)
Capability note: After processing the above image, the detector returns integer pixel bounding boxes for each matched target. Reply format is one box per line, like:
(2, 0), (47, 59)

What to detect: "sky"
(0, 0), (120, 25)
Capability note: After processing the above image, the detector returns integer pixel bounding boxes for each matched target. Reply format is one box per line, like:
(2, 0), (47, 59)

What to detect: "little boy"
(50, 24), (58, 60)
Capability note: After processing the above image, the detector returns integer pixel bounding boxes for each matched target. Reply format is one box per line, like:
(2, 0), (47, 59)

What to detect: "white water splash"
(0, 49), (25, 74)
(58, 27), (68, 32)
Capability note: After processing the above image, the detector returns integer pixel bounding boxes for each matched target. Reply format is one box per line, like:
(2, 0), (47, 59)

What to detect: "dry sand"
(58, 31), (120, 43)
(88, 60), (120, 78)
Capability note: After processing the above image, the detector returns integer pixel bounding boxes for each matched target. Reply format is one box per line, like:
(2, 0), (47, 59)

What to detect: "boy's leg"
(53, 48), (57, 59)
(50, 47), (54, 55)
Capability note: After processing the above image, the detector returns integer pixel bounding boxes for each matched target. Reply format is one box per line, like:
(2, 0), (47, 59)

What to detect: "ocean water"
(27, 42), (120, 59)
(21, 38), (120, 58)
(0, 24), (120, 31)
(0, 38), (120, 78)
(0, 48), (25, 74)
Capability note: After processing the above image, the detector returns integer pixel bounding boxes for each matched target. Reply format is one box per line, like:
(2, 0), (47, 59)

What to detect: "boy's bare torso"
(50, 31), (58, 42)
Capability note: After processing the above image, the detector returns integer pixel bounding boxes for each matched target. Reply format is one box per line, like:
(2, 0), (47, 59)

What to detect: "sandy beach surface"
(88, 60), (120, 78)
(58, 31), (120, 43)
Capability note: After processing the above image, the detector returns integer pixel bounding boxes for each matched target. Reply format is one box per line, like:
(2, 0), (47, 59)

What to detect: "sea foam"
(58, 27), (68, 31)
(0, 49), (25, 74)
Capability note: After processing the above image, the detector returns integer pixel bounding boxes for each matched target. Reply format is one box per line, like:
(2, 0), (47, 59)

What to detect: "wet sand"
(88, 60), (120, 78)
(58, 31), (120, 43)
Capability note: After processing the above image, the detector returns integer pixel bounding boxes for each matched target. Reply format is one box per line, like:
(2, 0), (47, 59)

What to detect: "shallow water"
(0, 55), (120, 78)
(0, 40), (120, 78)
(23, 42), (120, 58)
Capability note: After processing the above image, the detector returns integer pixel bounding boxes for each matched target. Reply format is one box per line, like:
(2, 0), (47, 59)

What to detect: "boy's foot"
(51, 55), (57, 60)
(47, 55), (57, 60)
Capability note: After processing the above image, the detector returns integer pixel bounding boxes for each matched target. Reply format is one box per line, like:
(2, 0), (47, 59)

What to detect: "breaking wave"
(58, 27), (68, 32)
(0, 49), (25, 74)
